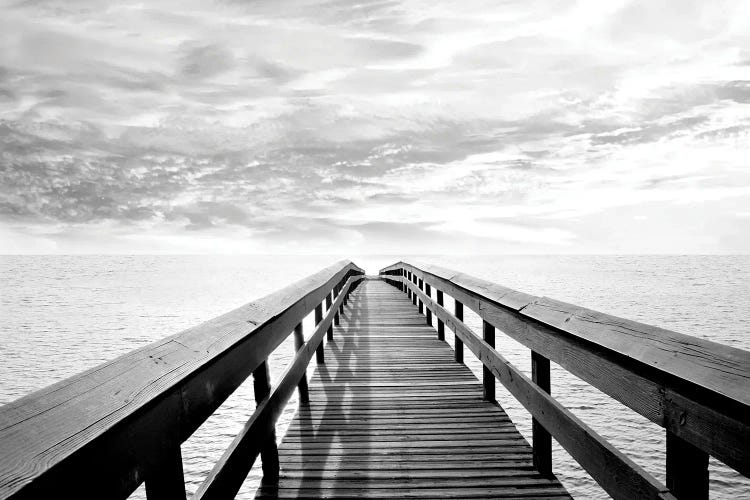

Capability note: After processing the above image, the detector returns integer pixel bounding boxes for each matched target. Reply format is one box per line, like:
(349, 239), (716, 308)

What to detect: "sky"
(1, 0), (749, 254)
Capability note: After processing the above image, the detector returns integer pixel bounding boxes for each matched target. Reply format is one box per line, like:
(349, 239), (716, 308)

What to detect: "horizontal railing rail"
(0, 260), (365, 500)
(380, 261), (750, 500)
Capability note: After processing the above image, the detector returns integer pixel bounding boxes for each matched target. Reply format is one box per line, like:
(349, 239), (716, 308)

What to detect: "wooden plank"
(666, 431), (708, 500)
(437, 289), (445, 340)
(405, 280), (677, 500)
(0, 261), (364, 500)
(325, 292), (334, 340)
(425, 283), (433, 326)
(193, 274), (359, 500)
(266, 280), (570, 500)
(455, 300), (464, 363)
(483, 320), (496, 403)
(253, 361), (279, 481)
(532, 351), (552, 478)
(144, 445), (186, 500)
(314, 303), (324, 364)
(385, 262), (750, 479)
(292, 323), (309, 405)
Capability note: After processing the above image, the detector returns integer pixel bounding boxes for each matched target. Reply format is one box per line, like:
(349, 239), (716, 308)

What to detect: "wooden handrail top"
(0, 260), (364, 500)
(381, 261), (750, 414)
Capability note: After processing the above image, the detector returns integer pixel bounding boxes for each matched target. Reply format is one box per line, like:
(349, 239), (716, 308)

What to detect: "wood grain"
(0, 261), (364, 500)
(193, 275), (361, 500)
(404, 280), (678, 500)
(257, 280), (570, 500)
(383, 262), (750, 478)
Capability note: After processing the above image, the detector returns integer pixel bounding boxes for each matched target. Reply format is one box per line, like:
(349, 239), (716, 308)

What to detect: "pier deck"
(4, 260), (746, 500)
(256, 279), (570, 499)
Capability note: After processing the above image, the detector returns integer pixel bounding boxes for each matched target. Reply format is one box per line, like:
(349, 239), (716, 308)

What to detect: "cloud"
(1, 0), (749, 254)
(178, 43), (236, 80)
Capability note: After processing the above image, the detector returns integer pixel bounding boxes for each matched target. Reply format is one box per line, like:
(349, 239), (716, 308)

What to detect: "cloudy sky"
(1, 0), (749, 254)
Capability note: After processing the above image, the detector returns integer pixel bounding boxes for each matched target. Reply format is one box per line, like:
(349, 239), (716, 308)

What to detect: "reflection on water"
(1, 255), (748, 499)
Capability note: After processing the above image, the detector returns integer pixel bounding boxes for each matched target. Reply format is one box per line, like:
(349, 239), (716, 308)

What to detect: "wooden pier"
(256, 279), (569, 499)
(0, 260), (748, 500)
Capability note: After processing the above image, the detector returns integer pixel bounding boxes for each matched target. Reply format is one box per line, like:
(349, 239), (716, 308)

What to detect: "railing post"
(436, 290), (445, 341)
(315, 303), (324, 364)
(418, 278), (424, 315)
(666, 431), (708, 499)
(425, 283), (432, 326)
(412, 274), (417, 306)
(338, 281), (345, 317)
(145, 445), (186, 500)
(407, 271), (412, 300)
(531, 350), (552, 478)
(333, 287), (341, 326)
(293, 322), (309, 405)
(483, 321), (496, 403)
(326, 292), (334, 340)
(253, 360), (279, 481)
(454, 301), (464, 363)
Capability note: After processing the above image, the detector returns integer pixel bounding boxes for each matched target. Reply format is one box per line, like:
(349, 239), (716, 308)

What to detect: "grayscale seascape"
(2, 0), (749, 498)
(2, 254), (748, 499)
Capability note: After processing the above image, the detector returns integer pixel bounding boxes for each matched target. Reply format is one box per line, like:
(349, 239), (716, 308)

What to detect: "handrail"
(193, 272), (361, 500)
(0, 260), (365, 500)
(380, 261), (750, 500)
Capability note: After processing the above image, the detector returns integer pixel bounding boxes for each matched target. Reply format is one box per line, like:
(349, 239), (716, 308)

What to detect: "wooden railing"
(0, 260), (365, 500)
(380, 261), (750, 500)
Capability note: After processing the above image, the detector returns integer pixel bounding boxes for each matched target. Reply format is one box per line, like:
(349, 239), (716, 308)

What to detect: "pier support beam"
(532, 351), (552, 478)
(483, 321), (495, 403)
(418, 279), (424, 315)
(253, 361), (279, 481)
(666, 431), (708, 500)
(326, 293), (333, 340)
(454, 301), (464, 363)
(293, 322), (309, 405)
(436, 290), (445, 340)
(425, 283), (432, 326)
(315, 303), (324, 364)
(145, 445), (186, 500)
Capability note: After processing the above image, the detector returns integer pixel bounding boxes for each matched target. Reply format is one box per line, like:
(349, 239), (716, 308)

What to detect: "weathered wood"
(144, 445), (186, 500)
(262, 280), (570, 500)
(436, 290), (445, 341)
(666, 431), (708, 500)
(532, 351), (552, 478)
(326, 293), (334, 340)
(194, 275), (359, 500)
(403, 277), (678, 500)
(315, 303), (324, 364)
(455, 300), (464, 363)
(483, 320), (496, 403)
(253, 361), (279, 480)
(383, 262), (750, 479)
(293, 323), (309, 405)
(0, 261), (363, 500)
(418, 278), (424, 315)
(425, 283), (432, 326)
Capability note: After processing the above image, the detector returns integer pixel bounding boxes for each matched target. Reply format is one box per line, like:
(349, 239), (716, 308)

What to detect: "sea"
(1, 255), (748, 499)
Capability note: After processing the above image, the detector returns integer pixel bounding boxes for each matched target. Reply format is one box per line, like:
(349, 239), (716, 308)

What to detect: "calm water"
(1, 255), (748, 499)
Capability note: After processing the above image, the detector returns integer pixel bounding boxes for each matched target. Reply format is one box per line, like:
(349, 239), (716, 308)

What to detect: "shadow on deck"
(256, 280), (570, 499)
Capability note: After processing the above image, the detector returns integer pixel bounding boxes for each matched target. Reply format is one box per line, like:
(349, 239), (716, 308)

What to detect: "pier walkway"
(256, 280), (570, 499)
(1, 260), (748, 500)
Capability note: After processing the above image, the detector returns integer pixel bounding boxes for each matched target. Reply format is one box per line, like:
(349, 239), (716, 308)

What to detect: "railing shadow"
(257, 280), (374, 498)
